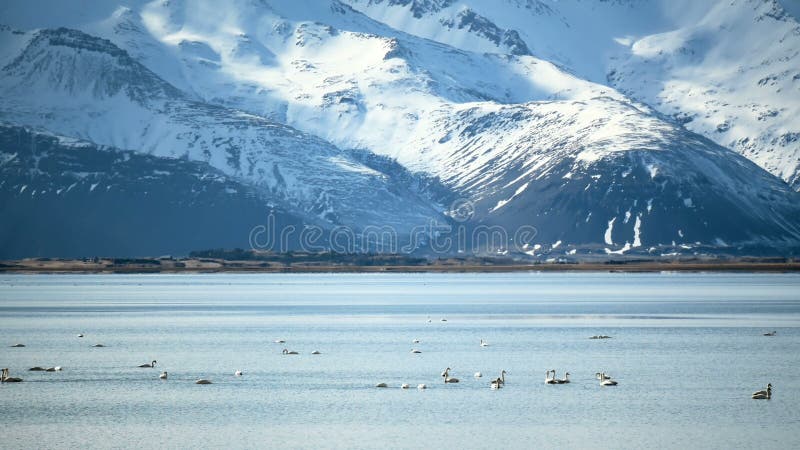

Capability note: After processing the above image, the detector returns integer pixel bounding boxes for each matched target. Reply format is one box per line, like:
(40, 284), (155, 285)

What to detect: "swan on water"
(282, 349), (299, 355)
(160, 372), (168, 380)
(752, 383), (772, 399)
(601, 378), (618, 386)
(412, 339), (421, 344)
(375, 382), (388, 388)
(1, 368), (22, 383)
(545, 370), (557, 384)
(311, 351), (321, 355)
(440, 318), (447, 322)
(490, 372), (505, 388)
(29, 366), (46, 371)
(417, 384), (427, 389)
(92, 344), (105, 348)
(442, 367), (459, 383)
(763, 331), (776, 336)
(138, 360), (157, 368)
(274, 339), (286, 343)
(401, 384), (410, 389)
(474, 372), (482, 378)
(77, 334), (84, 338)
(45, 366), (62, 372)
(235, 370), (243, 376)
(556, 372), (571, 384)
(410, 349), (422, 354)
(480, 339), (489, 347)
(195, 379), (212, 385)
(10, 344), (25, 348)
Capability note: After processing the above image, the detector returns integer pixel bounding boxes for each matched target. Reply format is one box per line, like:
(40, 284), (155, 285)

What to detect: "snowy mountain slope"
(0, 26), (443, 230)
(409, 98), (800, 254)
(0, 0), (798, 256)
(343, 0), (800, 190)
(0, 124), (306, 258)
(607, 0), (800, 190)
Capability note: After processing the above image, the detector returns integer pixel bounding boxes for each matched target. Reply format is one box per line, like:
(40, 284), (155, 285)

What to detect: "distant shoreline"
(1, 258), (799, 274)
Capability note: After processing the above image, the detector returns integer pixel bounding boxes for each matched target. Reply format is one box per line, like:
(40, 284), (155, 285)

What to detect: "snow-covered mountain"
(0, 0), (799, 257)
(0, 25), (443, 232)
(344, 0), (800, 190)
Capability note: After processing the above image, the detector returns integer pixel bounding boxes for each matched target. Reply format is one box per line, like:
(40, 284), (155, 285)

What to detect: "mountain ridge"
(0, 1), (798, 257)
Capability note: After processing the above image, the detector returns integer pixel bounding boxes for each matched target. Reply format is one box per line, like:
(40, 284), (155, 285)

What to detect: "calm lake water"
(1, 273), (799, 449)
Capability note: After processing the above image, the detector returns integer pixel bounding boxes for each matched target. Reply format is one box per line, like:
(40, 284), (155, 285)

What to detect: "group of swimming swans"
(596, 372), (618, 386)
(544, 370), (570, 384)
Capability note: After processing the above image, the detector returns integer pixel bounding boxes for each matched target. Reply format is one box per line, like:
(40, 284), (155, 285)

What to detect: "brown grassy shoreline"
(1, 258), (799, 274)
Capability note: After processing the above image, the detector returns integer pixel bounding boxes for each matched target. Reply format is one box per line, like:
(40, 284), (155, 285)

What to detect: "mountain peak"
(2, 27), (184, 103)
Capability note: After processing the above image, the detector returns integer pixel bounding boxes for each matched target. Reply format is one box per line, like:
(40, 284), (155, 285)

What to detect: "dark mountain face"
(0, 125), (306, 258)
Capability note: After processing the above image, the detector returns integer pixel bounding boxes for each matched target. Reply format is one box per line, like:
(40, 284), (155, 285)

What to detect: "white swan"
(10, 344), (25, 348)
(417, 384), (427, 389)
(442, 367), (459, 383)
(401, 383), (410, 389)
(763, 331), (776, 336)
(752, 383), (772, 399)
(235, 370), (243, 376)
(490, 378), (501, 389)
(556, 372), (571, 384)
(311, 351), (321, 355)
(545, 370), (557, 384)
(92, 344), (105, 348)
(138, 360), (157, 368)
(45, 366), (62, 372)
(412, 339), (421, 344)
(160, 371), (168, 380)
(1, 368), (22, 383)
(480, 339), (489, 347)
(195, 379), (212, 385)
(375, 382), (388, 388)
(601, 378), (618, 386)
(77, 334), (84, 338)
(274, 339), (286, 343)
(410, 349), (422, 354)
(474, 372), (482, 378)
(282, 349), (298, 355)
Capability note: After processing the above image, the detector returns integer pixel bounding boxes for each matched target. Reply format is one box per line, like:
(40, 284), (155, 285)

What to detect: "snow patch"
(605, 242), (631, 255)
(633, 215), (642, 247)
(490, 182), (529, 212)
(604, 217), (616, 245)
